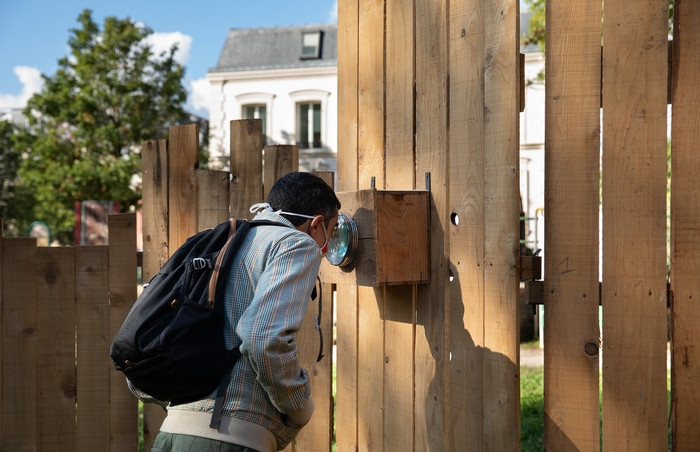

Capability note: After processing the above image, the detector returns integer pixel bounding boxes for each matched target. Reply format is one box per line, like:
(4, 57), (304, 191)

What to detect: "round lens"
(326, 212), (358, 267)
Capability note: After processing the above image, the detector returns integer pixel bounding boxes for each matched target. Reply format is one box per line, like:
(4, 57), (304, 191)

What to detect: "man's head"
(267, 172), (341, 226)
(267, 172), (341, 253)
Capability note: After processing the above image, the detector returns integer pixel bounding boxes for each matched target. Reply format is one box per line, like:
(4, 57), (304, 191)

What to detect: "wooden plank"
(2, 239), (37, 450)
(141, 139), (169, 277)
(230, 119), (264, 219)
(76, 246), (111, 450)
(414, 0), (450, 449)
(36, 247), (76, 451)
(670, 0), (700, 449)
(357, 0), (385, 190)
(355, 1), (386, 450)
(601, 0), (669, 449)
(108, 213), (139, 452)
(197, 169), (231, 229)
(448, 0), (486, 448)
(335, 0), (360, 450)
(383, 4), (415, 443)
(482, 0), (521, 448)
(543, 0), (603, 450)
(293, 279), (334, 452)
(263, 144), (299, 201)
(168, 124), (200, 247)
(385, 0), (416, 191)
(337, 0), (359, 193)
(140, 139), (170, 447)
(335, 283), (358, 452)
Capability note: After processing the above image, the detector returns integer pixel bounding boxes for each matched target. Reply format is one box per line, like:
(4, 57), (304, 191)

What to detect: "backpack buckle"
(192, 258), (208, 270)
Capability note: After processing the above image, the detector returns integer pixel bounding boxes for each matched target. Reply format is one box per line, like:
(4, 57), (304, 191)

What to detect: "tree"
(0, 120), (35, 237)
(522, 0), (546, 51)
(11, 9), (188, 244)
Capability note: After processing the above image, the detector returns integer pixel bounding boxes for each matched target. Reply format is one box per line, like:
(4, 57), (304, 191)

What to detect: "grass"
(520, 365), (545, 451)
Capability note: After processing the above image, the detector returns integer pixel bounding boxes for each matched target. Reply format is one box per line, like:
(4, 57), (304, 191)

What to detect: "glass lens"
(326, 213), (348, 266)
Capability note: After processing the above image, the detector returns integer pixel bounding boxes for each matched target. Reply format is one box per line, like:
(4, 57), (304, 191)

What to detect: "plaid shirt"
(166, 211), (321, 450)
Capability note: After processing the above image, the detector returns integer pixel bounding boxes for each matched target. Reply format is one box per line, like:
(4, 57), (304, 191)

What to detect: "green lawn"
(520, 365), (544, 451)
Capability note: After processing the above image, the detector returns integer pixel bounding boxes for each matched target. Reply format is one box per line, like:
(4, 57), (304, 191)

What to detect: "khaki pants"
(152, 432), (260, 452)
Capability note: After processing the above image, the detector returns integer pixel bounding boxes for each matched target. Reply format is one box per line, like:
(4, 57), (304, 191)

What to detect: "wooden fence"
(2, 0), (699, 451)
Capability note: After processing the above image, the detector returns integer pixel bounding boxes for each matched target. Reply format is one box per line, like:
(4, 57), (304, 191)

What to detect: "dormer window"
(301, 30), (322, 59)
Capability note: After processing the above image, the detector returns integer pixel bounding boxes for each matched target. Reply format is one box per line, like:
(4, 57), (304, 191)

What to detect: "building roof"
(209, 24), (337, 74)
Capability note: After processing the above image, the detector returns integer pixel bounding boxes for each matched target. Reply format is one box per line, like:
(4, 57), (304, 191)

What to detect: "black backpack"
(110, 218), (277, 428)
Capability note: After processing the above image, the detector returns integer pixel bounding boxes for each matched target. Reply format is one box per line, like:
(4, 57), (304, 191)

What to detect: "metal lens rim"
(330, 212), (358, 267)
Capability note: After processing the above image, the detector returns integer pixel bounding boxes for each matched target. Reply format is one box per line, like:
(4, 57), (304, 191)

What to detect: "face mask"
(250, 202), (329, 253)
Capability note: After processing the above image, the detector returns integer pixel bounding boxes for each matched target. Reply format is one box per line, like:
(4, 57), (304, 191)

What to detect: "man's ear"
(310, 215), (325, 231)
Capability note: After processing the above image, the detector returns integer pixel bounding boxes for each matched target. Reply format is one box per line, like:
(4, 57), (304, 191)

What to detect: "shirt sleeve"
(236, 232), (321, 421)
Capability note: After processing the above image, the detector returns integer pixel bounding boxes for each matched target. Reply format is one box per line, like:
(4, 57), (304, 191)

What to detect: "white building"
(207, 24), (338, 173)
(520, 49), (546, 253)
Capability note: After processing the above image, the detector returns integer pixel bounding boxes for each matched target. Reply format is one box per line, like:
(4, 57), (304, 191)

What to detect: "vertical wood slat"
(337, 0), (359, 194)
(76, 246), (111, 450)
(359, 3), (389, 452)
(335, 1), (360, 450)
(384, 0), (416, 450)
(141, 139), (169, 277)
(414, 0), (449, 450)
(168, 124), (200, 246)
(108, 213), (139, 452)
(263, 145), (299, 201)
(292, 281), (334, 452)
(482, 0), (521, 448)
(670, 0), (700, 449)
(141, 138), (170, 449)
(602, 0), (669, 449)
(293, 171), (335, 452)
(543, 0), (602, 450)
(36, 247), (76, 451)
(448, 0), (487, 448)
(2, 239), (37, 450)
(230, 119), (264, 219)
(356, 1), (386, 451)
(385, 0), (415, 191)
(197, 170), (231, 229)
(357, 0), (386, 190)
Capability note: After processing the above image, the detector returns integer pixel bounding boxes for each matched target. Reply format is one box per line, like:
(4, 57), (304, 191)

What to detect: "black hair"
(266, 172), (341, 226)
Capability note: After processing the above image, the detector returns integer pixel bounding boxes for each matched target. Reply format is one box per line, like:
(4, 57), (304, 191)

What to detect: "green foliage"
(0, 121), (35, 237)
(522, 0), (546, 51)
(9, 9), (188, 244)
(520, 366), (544, 451)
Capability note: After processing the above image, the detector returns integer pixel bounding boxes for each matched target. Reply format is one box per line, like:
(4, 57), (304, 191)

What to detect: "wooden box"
(319, 189), (430, 286)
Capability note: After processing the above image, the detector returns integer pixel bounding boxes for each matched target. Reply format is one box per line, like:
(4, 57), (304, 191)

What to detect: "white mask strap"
(249, 202), (317, 220)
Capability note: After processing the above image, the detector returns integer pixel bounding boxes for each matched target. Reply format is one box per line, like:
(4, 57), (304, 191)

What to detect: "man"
(153, 172), (340, 452)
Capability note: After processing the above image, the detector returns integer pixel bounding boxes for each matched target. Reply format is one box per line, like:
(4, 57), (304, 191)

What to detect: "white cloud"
(188, 77), (211, 117)
(329, 1), (338, 22)
(0, 66), (43, 110)
(146, 31), (192, 66)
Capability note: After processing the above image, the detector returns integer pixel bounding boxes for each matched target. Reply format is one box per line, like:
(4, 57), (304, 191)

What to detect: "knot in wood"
(584, 342), (599, 357)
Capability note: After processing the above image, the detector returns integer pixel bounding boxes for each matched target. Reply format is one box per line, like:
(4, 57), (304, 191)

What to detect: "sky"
(0, 0), (339, 118)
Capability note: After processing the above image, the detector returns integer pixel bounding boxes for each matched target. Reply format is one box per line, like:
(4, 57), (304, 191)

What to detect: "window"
(301, 30), (322, 59)
(242, 104), (267, 144)
(296, 102), (322, 149)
